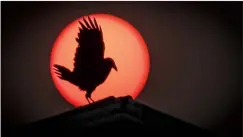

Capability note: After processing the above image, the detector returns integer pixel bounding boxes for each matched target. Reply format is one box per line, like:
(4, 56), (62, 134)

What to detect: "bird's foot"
(89, 97), (95, 103)
(85, 93), (95, 104)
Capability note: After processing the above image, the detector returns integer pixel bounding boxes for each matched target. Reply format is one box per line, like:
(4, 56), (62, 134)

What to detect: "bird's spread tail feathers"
(53, 64), (72, 82)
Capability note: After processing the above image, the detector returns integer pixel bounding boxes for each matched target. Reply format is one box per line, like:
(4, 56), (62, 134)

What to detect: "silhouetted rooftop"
(8, 96), (214, 137)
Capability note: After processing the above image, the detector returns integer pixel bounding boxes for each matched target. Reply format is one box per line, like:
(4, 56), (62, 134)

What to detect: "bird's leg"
(86, 94), (91, 104)
(86, 90), (94, 104)
(89, 97), (95, 103)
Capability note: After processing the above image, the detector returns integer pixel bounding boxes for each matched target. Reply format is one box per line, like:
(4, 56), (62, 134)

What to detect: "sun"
(50, 14), (150, 107)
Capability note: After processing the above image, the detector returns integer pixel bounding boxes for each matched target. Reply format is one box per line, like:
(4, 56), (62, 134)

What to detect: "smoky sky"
(1, 2), (242, 137)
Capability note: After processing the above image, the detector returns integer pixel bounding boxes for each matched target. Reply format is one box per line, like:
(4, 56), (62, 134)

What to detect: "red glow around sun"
(50, 14), (150, 107)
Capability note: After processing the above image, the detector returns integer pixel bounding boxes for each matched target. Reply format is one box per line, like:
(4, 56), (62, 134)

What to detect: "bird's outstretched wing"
(73, 16), (105, 73)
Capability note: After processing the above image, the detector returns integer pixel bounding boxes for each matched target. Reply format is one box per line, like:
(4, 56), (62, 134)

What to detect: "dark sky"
(2, 2), (242, 137)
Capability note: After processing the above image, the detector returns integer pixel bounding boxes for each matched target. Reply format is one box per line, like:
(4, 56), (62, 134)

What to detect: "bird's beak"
(113, 64), (118, 72)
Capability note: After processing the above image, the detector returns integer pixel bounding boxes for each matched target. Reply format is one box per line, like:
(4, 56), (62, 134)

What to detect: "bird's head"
(105, 57), (118, 72)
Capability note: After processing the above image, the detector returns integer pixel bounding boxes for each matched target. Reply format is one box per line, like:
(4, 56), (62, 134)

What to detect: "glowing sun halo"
(50, 14), (150, 107)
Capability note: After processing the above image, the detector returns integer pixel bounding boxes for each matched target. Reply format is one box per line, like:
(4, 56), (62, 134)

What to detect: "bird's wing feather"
(73, 16), (105, 73)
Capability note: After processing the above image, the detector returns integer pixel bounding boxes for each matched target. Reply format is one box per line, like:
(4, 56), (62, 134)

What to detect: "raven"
(53, 16), (118, 104)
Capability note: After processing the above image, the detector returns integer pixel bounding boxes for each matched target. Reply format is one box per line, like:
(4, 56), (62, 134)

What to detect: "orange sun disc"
(50, 14), (150, 107)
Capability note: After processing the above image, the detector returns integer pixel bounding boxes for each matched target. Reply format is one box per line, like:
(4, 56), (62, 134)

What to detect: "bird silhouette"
(53, 16), (117, 104)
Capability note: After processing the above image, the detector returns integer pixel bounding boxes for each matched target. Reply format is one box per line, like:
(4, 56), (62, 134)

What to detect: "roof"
(8, 95), (213, 137)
